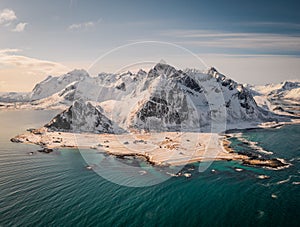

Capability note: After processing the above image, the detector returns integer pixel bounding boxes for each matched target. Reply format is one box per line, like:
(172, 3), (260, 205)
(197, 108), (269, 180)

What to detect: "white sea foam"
(235, 135), (273, 155)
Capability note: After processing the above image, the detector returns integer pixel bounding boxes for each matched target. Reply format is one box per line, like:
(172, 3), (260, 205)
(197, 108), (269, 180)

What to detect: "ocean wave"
(259, 174), (299, 187)
(276, 174), (300, 185)
(276, 176), (292, 185)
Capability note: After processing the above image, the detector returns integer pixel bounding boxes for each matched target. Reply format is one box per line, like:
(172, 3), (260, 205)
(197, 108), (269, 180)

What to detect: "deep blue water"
(0, 110), (299, 226)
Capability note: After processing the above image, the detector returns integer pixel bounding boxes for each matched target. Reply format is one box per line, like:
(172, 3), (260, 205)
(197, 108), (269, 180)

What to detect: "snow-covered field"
(13, 128), (246, 166)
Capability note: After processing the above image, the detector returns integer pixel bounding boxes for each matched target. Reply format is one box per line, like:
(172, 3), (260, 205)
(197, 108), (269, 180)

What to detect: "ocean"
(0, 110), (299, 226)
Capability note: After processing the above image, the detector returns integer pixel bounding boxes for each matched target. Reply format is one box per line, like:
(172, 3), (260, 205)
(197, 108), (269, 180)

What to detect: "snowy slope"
(253, 81), (300, 100)
(30, 69), (89, 100)
(33, 63), (285, 133)
(2, 63), (293, 132)
(249, 80), (300, 116)
(0, 92), (30, 102)
(115, 64), (274, 132)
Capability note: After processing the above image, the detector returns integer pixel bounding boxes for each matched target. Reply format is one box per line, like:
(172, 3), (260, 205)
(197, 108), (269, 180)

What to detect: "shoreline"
(11, 125), (292, 169)
(12, 128), (241, 166)
(225, 118), (300, 134)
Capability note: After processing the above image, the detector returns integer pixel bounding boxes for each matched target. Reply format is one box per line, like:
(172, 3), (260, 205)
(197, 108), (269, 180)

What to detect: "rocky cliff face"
(126, 64), (274, 131)
(45, 101), (118, 133)
(11, 63), (285, 133)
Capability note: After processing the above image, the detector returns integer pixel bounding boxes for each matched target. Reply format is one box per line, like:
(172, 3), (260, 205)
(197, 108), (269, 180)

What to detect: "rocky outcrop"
(45, 100), (119, 133)
(243, 158), (287, 168)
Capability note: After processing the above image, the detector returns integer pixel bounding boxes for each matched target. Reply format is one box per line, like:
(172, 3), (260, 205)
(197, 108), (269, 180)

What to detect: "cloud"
(162, 29), (300, 52)
(0, 48), (22, 55)
(0, 48), (71, 92)
(68, 19), (101, 31)
(12, 22), (28, 32)
(68, 21), (94, 30)
(0, 8), (17, 25)
(0, 8), (28, 32)
(0, 48), (69, 75)
(239, 22), (300, 30)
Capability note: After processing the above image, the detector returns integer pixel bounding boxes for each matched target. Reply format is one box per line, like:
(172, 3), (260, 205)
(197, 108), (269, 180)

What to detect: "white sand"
(13, 127), (246, 166)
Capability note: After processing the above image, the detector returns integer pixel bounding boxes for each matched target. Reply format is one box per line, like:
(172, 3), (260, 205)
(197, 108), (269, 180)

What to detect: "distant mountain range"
(247, 81), (300, 116)
(1, 63), (299, 133)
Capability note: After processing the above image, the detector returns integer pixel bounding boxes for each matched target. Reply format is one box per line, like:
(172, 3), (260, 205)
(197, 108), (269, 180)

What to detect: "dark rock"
(44, 101), (119, 133)
(116, 82), (126, 91)
(243, 158), (287, 168)
(38, 148), (54, 153)
(177, 75), (203, 93)
(10, 138), (22, 143)
(273, 106), (284, 111)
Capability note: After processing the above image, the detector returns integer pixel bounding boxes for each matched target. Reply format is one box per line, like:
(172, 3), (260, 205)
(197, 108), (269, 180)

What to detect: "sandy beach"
(12, 127), (251, 166)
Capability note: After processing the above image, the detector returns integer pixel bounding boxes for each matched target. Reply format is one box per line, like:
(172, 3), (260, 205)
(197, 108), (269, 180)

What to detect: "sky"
(0, 0), (300, 91)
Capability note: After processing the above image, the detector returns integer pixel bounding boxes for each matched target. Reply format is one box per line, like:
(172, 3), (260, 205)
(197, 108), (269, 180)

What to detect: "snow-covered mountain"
(115, 64), (276, 132)
(0, 92), (30, 103)
(30, 69), (89, 101)
(248, 80), (300, 116)
(45, 100), (121, 133)
(1, 63), (295, 132)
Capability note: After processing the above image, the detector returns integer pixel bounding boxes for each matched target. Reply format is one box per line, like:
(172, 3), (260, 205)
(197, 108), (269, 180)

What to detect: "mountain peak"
(63, 69), (90, 79)
(45, 100), (117, 133)
(281, 81), (299, 90)
(207, 67), (219, 76)
(153, 62), (176, 72)
(148, 63), (177, 78)
(30, 69), (90, 101)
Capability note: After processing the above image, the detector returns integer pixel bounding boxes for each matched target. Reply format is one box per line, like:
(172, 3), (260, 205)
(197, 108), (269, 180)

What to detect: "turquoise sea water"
(0, 110), (299, 226)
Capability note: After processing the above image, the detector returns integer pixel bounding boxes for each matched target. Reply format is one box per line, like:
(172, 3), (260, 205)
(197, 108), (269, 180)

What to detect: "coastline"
(11, 123), (294, 169)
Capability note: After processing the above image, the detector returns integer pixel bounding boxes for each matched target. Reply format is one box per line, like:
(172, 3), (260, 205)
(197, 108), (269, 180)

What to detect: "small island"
(10, 64), (298, 170)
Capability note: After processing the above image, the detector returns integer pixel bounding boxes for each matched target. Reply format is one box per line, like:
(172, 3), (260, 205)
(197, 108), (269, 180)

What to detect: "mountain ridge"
(1, 63), (298, 132)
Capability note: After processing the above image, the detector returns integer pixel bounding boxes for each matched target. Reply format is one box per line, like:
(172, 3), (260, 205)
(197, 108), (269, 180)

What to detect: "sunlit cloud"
(0, 48), (71, 92)
(0, 8), (17, 25)
(0, 48), (69, 74)
(0, 48), (22, 55)
(12, 22), (28, 32)
(0, 8), (28, 32)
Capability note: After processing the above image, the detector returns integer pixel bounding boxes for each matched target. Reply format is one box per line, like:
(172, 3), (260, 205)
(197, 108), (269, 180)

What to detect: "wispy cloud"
(0, 48), (22, 55)
(0, 8), (17, 25)
(12, 22), (28, 32)
(0, 8), (28, 32)
(162, 29), (300, 52)
(0, 48), (69, 75)
(68, 19), (101, 31)
(0, 49), (71, 92)
(239, 22), (300, 30)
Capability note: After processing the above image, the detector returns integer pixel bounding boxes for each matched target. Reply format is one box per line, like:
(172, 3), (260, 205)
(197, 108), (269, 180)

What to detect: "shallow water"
(0, 110), (299, 226)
